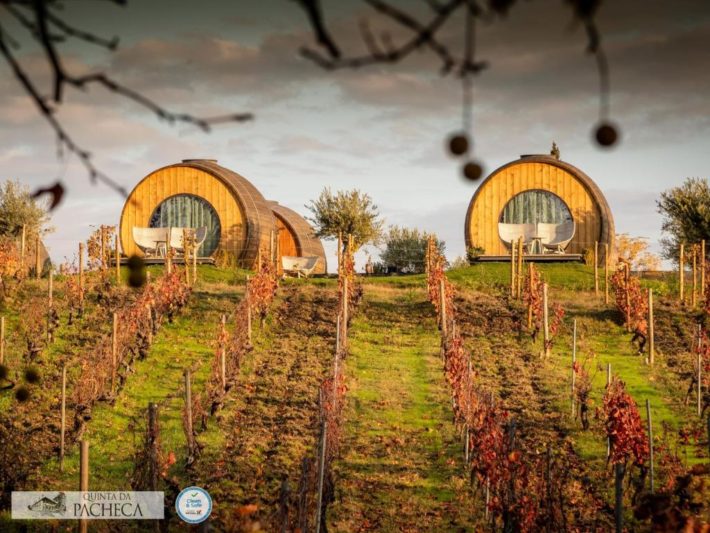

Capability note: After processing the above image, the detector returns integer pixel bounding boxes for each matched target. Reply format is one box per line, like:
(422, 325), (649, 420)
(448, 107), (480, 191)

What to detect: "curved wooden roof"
(269, 202), (327, 274)
(120, 160), (276, 267)
(465, 155), (615, 258)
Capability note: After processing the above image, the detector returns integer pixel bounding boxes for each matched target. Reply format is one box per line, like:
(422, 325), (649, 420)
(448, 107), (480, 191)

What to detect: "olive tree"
(657, 178), (710, 261)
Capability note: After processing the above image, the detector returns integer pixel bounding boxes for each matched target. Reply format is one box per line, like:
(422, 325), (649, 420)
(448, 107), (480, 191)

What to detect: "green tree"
(0, 180), (51, 237)
(657, 178), (710, 261)
(379, 226), (444, 274)
(306, 188), (383, 251)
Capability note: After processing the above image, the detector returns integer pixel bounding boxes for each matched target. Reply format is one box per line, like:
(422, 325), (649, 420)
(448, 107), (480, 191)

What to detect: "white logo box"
(12, 491), (164, 520)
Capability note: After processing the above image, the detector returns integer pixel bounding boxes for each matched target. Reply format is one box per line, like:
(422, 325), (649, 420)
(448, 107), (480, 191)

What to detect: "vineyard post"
(79, 440), (89, 533)
(342, 275), (349, 348)
(336, 314), (341, 354)
(439, 277), (447, 339)
(698, 334), (703, 417)
(594, 241), (599, 297)
(702, 240), (706, 303)
(246, 275), (252, 344)
(337, 232), (342, 276)
(692, 245), (698, 308)
(543, 283), (550, 357)
(79, 243), (85, 293)
(100, 226), (106, 271)
(183, 229), (190, 285)
(47, 267), (54, 342)
(679, 243), (685, 304)
(606, 364), (611, 458)
(315, 419), (327, 533)
(464, 425), (469, 463)
(146, 306), (153, 345)
(220, 314), (227, 391)
(484, 477), (490, 520)
(646, 399), (654, 493)
(20, 223), (26, 265)
(0, 315), (4, 364)
(605, 243), (610, 305)
(624, 263), (631, 332)
(614, 463), (623, 533)
(192, 239), (197, 285)
(111, 312), (118, 395)
(571, 319), (577, 418)
(60, 364), (66, 471)
(256, 247), (262, 272)
(425, 236), (430, 275)
(166, 227), (173, 275)
(148, 403), (160, 491)
(270, 229), (275, 268)
(184, 369), (196, 465)
(115, 233), (120, 282)
(648, 289), (654, 366)
(35, 233), (40, 279)
(527, 263), (533, 329)
(517, 237), (523, 299)
(510, 241), (516, 297)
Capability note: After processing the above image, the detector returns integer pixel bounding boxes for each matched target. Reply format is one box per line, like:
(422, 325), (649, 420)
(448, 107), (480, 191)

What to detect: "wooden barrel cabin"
(119, 159), (277, 268)
(464, 154), (615, 261)
(269, 202), (327, 274)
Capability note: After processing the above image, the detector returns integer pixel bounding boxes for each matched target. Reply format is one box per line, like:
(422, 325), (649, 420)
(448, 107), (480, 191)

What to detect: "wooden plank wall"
(119, 166), (244, 258)
(276, 216), (299, 258)
(467, 162), (603, 256)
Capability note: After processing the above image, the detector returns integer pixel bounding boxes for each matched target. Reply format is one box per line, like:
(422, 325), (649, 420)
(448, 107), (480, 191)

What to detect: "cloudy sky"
(1, 0), (709, 269)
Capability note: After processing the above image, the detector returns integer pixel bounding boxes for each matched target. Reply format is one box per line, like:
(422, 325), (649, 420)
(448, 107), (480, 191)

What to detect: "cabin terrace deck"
(474, 254), (584, 263)
(115, 257), (216, 266)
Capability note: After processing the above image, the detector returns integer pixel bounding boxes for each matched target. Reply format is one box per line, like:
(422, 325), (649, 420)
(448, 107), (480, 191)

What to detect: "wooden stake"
(517, 237), (524, 299)
(337, 232), (343, 276)
(543, 283), (550, 357)
(246, 275), (252, 344)
(115, 234), (120, 282)
(183, 229), (190, 285)
(527, 263), (533, 329)
(20, 224), (26, 265)
(594, 241), (599, 297)
(439, 277), (447, 339)
(702, 240), (706, 302)
(0, 316), (4, 364)
(35, 233), (41, 279)
(510, 241), (516, 297)
(60, 364), (66, 472)
(111, 312), (118, 395)
(270, 229), (275, 267)
(571, 319), (577, 418)
(342, 275), (349, 347)
(607, 363), (612, 458)
(625, 264), (631, 332)
(614, 463), (623, 533)
(693, 245), (698, 308)
(184, 369), (195, 462)
(680, 243), (685, 304)
(192, 239), (197, 285)
(315, 419), (327, 533)
(257, 247), (262, 272)
(604, 243), (610, 305)
(166, 227), (173, 275)
(79, 242), (85, 292)
(648, 289), (655, 365)
(100, 226), (106, 271)
(220, 314), (227, 390)
(646, 399), (654, 494)
(699, 330), (703, 417)
(79, 440), (89, 533)
(148, 403), (159, 491)
(48, 266), (53, 307)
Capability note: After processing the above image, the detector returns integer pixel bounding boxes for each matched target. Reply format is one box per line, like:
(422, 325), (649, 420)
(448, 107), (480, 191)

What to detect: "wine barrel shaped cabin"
(119, 159), (277, 268)
(270, 202), (327, 275)
(464, 155), (614, 262)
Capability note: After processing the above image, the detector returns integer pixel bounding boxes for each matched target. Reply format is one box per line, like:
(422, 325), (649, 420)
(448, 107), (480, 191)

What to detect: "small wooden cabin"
(119, 160), (326, 270)
(464, 155), (615, 261)
(269, 202), (327, 274)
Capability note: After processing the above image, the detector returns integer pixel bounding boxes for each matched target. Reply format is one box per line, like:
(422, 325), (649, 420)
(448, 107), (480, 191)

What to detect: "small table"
(154, 241), (167, 258)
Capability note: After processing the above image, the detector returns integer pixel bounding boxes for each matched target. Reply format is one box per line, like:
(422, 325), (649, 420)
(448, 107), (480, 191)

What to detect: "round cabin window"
(149, 194), (221, 256)
(499, 190), (572, 225)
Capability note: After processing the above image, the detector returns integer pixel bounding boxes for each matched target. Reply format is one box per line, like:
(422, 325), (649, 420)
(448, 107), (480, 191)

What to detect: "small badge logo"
(27, 492), (67, 517)
(175, 486), (212, 524)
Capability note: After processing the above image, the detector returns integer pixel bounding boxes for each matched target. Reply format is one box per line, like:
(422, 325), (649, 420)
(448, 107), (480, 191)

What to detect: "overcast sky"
(1, 0), (708, 269)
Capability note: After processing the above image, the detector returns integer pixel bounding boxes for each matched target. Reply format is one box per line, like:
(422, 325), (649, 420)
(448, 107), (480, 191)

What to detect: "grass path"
(39, 282), (242, 490)
(330, 285), (478, 532)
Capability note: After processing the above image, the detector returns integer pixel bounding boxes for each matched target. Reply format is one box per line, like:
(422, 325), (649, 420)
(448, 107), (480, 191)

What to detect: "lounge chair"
(498, 223), (536, 248)
(133, 227), (169, 257)
(539, 221), (576, 253)
(282, 256), (320, 278)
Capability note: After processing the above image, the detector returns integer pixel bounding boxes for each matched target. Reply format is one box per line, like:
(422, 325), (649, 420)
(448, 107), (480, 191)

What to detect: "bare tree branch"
(293, 0), (341, 59)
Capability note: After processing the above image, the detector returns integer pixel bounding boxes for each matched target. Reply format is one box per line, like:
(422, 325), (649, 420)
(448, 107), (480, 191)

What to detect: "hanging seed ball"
(462, 160), (484, 181)
(0, 364), (8, 381)
(24, 367), (41, 385)
(594, 122), (619, 147)
(447, 133), (469, 156)
(127, 254), (146, 288)
(15, 386), (30, 402)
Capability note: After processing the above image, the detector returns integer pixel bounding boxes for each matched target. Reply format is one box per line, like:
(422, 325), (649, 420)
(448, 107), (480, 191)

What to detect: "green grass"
(331, 285), (479, 531)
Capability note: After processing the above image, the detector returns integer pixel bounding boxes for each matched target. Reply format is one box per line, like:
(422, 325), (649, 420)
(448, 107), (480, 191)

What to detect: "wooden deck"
(115, 257), (216, 266)
(474, 254), (583, 263)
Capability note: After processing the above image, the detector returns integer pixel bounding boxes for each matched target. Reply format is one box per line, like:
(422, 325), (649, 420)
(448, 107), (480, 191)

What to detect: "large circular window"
(499, 190), (572, 225)
(149, 194), (221, 256)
